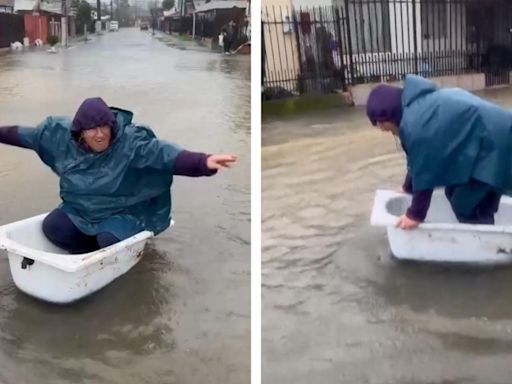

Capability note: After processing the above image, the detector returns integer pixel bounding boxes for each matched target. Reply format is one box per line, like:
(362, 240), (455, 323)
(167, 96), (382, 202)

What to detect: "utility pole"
(96, 0), (101, 33)
(61, 0), (68, 48)
(151, 1), (155, 36)
(134, 0), (139, 26)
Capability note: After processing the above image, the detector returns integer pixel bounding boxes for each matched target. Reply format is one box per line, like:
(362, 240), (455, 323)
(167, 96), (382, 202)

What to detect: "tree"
(75, 0), (93, 34)
(101, 2), (109, 17)
(47, 35), (59, 46)
(162, 0), (174, 11)
(118, 0), (131, 26)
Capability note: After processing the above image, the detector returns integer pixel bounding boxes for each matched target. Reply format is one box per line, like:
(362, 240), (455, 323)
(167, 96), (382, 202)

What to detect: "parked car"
(109, 21), (119, 31)
(140, 22), (149, 31)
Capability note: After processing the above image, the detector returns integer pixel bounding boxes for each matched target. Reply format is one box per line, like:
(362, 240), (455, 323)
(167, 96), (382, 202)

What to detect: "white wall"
(333, 0), (470, 80)
(292, 0), (332, 9)
(389, 0), (421, 54)
(388, 0), (467, 54)
(263, 0), (301, 94)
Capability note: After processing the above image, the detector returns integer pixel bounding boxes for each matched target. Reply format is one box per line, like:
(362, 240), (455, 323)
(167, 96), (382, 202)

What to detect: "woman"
(221, 20), (237, 54)
(0, 97), (237, 253)
(366, 74), (511, 230)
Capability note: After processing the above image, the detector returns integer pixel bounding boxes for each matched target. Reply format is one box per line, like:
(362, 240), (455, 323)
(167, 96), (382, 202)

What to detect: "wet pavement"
(0, 28), (250, 383)
(263, 88), (512, 384)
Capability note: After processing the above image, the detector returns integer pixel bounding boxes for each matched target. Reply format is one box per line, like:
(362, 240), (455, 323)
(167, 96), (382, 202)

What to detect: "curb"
(262, 93), (352, 120)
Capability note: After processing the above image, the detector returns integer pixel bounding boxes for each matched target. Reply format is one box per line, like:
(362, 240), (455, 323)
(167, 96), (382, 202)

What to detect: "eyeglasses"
(82, 126), (111, 137)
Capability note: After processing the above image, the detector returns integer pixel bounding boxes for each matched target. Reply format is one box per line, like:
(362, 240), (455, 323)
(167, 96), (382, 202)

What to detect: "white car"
(109, 21), (119, 31)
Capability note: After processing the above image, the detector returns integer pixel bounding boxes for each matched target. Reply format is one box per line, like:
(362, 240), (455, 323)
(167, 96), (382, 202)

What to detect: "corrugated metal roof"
(15, 0), (63, 14)
(0, 0), (14, 7)
(14, 0), (35, 11)
(194, 0), (245, 13)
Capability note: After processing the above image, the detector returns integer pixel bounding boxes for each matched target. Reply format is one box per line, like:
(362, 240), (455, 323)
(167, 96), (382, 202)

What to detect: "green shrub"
(47, 35), (59, 46)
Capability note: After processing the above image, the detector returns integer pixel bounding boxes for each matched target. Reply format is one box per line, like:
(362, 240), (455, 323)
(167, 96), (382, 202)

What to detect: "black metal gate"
(263, 0), (512, 100)
(467, 0), (512, 87)
(0, 13), (24, 49)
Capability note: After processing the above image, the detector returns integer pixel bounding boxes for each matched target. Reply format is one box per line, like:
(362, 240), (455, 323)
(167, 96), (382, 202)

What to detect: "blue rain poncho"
(17, 107), (182, 240)
(400, 75), (512, 194)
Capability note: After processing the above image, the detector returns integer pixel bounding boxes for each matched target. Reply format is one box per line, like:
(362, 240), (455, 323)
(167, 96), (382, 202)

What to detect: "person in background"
(221, 20), (237, 55)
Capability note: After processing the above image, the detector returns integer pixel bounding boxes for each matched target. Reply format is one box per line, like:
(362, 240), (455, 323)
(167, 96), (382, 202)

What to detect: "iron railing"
(0, 13), (24, 48)
(262, 0), (512, 100)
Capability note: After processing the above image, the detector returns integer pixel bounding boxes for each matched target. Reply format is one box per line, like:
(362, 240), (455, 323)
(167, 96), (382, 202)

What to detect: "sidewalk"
(0, 34), (95, 56)
(154, 31), (215, 53)
(154, 31), (249, 55)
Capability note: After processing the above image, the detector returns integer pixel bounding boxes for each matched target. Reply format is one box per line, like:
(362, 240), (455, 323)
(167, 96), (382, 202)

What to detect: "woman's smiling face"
(82, 125), (112, 152)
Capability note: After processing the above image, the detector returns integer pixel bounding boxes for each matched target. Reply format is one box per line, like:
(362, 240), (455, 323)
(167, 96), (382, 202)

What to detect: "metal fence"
(169, 15), (194, 34)
(0, 13), (24, 48)
(194, 16), (215, 38)
(262, 0), (512, 100)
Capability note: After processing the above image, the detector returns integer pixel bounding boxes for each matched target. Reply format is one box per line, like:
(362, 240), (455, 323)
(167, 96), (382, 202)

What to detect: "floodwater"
(263, 88), (512, 384)
(0, 28), (250, 383)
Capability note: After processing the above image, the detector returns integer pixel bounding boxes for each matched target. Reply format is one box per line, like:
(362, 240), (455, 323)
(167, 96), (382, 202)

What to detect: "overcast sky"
(84, 0), (159, 6)
(293, 0), (332, 7)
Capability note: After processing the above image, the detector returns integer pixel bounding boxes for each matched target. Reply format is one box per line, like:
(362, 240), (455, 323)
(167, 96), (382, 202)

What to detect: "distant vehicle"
(140, 22), (149, 31)
(109, 21), (119, 31)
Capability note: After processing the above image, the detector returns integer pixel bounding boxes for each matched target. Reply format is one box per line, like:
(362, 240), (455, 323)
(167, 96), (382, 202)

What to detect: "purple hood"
(366, 84), (403, 127)
(71, 97), (117, 141)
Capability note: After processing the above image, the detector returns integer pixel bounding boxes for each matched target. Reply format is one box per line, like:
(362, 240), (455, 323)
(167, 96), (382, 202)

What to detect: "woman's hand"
(395, 214), (420, 230)
(207, 154), (238, 170)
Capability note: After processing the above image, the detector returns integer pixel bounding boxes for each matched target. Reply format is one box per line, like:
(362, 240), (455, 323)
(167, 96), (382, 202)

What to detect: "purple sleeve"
(406, 189), (434, 222)
(402, 172), (413, 194)
(0, 126), (29, 148)
(173, 150), (217, 177)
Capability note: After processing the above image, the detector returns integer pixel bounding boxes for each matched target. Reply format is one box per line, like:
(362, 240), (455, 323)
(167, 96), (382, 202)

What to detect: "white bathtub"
(0, 213), (165, 304)
(371, 189), (512, 265)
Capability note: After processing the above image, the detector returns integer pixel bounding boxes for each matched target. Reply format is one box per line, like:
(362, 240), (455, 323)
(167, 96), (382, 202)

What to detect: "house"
(0, 0), (14, 13)
(90, 11), (112, 31)
(262, 0), (300, 97)
(175, 0), (196, 16)
(329, 0), (512, 90)
(174, 0), (210, 16)
(162, 9), (176, 32)
(14, 0), (76, 45)
(0, 10), (24, 47)
(167, 0), (199, 34)
(193, 0), (246, 41)
(263, 0), (512, 102)
(162, 9), (176, 31)
(169, 0), (246, 38)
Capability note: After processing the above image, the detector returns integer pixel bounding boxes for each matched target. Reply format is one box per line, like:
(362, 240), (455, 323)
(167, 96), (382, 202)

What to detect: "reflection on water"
(263, 89), (512, 384)
(0, 244), (174, 357)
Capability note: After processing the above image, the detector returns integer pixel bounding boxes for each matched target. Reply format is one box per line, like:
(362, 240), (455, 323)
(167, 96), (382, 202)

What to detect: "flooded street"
(263, 88), (512, 384)
(0, 28), (250, 383)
